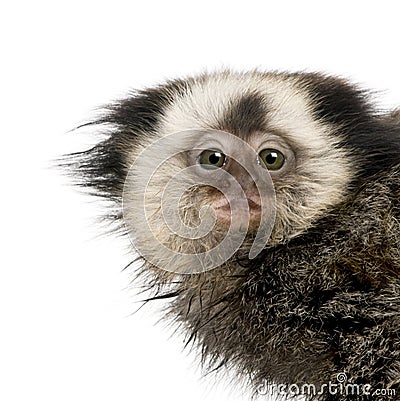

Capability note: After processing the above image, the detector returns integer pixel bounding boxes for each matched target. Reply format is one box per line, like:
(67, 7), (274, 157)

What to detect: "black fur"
(301, 74), (400, 180)
(66, 78), (191, 199)
(219, 92), (268, 136)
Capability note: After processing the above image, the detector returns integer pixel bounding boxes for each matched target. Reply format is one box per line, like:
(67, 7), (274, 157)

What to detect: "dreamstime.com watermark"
(256, 373), (396, 398)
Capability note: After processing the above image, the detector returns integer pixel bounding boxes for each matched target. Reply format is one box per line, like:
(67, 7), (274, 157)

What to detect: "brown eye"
(258, 149), (285, 170)
(198, 150), (226, 169)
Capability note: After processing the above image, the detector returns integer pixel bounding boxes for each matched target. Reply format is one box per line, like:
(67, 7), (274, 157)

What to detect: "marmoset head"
(67, 70), (400, 399)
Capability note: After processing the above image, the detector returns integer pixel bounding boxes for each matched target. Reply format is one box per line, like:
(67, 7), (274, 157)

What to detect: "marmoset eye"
(198, 149), (226, 169)
(258, 149), (285, 170)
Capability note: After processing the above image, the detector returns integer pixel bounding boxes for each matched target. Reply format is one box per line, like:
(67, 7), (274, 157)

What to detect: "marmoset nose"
(226, 158), (260, 196)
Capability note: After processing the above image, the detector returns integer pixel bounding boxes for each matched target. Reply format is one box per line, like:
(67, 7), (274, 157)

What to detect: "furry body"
(68, 70), (400, 400)
(173, 164), (400, 399)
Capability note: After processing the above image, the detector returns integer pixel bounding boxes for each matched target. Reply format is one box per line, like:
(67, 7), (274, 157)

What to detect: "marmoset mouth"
(213, 195), (263, 225)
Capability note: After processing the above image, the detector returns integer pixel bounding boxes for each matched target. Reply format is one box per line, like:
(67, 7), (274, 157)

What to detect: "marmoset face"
(120, 72), (354, 274)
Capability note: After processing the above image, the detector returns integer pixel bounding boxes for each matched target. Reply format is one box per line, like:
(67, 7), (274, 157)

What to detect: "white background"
(1, 1), (399, 400)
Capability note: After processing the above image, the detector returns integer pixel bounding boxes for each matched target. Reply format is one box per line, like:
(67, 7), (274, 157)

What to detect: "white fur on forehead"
(159, 71), (265, 133)
(159, 70), (341, 154)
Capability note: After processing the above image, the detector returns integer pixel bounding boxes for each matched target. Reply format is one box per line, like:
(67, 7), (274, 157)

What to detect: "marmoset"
(66, 70), (400, 400)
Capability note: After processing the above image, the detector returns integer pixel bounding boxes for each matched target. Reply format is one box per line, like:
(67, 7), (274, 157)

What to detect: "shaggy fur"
(65, 70), (400, 400)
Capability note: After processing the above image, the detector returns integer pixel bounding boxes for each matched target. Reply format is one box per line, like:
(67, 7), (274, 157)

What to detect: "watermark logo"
(256, 373), (396, 398)
(122, 129), (276, 274)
